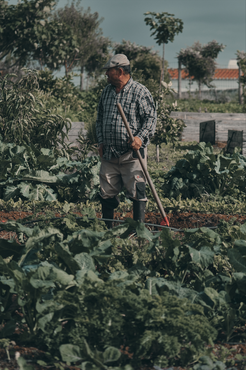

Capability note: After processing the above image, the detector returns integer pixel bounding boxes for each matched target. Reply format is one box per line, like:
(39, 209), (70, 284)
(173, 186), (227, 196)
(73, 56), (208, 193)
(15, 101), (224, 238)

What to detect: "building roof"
(168, 68), (240, 80)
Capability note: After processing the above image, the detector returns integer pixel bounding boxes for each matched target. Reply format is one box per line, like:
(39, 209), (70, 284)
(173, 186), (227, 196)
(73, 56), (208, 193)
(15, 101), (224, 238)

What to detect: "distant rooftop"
(168, 68), (240, 80)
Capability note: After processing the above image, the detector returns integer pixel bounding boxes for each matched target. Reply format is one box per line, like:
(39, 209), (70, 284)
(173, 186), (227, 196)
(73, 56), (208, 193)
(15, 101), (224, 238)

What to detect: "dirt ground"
(121, 210), (246, 230)
(0, 209), (246, 370)
(1, 209), (246, 240)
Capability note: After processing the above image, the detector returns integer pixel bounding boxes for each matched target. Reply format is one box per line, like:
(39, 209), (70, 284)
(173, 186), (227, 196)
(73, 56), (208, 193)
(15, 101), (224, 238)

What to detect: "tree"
(114, 40), (161, 79)
(53, 1), (111, 88)
(0, 0), (76, 72)
(144, 12), (183, 87)
(113, 39), (170, 98)
(33, 17), (78, 73)
(177, 40), (225, 98)
(0, 0), (56, 67)
(0, 0), (110, 85)
(85, 36), (111, 82)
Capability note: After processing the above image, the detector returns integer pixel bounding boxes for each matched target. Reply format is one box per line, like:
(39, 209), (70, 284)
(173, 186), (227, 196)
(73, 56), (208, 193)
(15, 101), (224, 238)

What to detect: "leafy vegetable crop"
(162, 142), (246, 199)
(0, 208), (246, 369)
(0, 138), (100, 202)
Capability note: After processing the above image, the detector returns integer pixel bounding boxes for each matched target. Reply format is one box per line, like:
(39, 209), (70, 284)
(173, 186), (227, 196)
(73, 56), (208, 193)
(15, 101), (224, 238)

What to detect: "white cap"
(103, 54), (130, 69)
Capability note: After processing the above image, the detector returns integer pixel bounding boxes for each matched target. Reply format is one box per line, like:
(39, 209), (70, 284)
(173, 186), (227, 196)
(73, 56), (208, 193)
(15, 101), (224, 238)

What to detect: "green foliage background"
(1, 6), (246, 367)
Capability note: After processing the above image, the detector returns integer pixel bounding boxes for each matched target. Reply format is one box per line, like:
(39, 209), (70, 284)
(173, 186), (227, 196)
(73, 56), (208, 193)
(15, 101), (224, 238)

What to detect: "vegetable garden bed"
(0, 343), (246, 370)
(1, 209), (246, 370)
(2, 209), (246, 233)
(1, 136), (246, 369)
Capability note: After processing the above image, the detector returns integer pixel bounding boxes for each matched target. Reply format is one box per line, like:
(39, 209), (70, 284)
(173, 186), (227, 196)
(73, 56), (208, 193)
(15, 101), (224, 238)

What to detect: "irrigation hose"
(0, 214), (218, 233)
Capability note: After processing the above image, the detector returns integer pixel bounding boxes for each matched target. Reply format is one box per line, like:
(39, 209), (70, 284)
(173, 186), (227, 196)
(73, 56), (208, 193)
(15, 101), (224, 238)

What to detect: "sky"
(7, 0), (246, 69)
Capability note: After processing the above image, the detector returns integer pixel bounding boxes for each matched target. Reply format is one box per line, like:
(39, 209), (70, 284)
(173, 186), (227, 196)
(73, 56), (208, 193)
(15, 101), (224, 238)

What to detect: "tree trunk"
(239, 64), (243, 105)
(178, 59), (182, 99)
(160, 43), (165, 88)
(65, 61), (68, 77)
(80, 66), (84, 91)
(198, 81), (202, 99)
(156, 145), (159, 163)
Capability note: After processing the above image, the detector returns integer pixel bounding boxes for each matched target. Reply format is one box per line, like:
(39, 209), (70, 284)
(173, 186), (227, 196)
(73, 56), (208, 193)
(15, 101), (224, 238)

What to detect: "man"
(96, 54), (157, 228)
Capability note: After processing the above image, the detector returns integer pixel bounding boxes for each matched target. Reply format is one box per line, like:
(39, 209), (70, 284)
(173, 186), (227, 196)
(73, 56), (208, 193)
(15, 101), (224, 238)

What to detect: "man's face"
(105, 67), (120, 86)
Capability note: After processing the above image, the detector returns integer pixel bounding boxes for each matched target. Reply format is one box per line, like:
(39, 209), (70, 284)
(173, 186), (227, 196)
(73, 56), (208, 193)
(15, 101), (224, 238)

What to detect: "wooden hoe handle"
(116, 103), (169, 227)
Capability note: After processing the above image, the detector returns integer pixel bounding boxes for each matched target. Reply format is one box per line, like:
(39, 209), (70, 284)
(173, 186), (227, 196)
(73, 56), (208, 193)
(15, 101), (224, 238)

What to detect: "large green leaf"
(3, 185), (19, 200)
(145, 278), (220, 311)
(239, 223), (246, 236)
(19, 182), (33, 198)
(108, 271), (129, 281)
(76, 270), (102, 285)
(68, 229), (104, 254)
(186, 245), (214, 269)
(23, 170), (58, 183)
(59, 344), (82, 363)
(135, 221), (155, 241)
(0, 276), (16, 292)
(232, 272), (246, 294)
(0, 221), (34, 237)
(25, 227), (63, 249)
(54, 243), (81, 272)
(234, 240), (246, 251)
(74, 252), (96, 272)
(200, 227), (221, 243)
(38, 312), (54, 332)
(30, 261), (75, 289)
(201, 287), (231, 309)
(103, 346), (121, 363)
(80, 362), (99, 370)
(90, 240), (113, 261)
(36, 298), (63, 315)
(146, 278), (185, 297)
(228, 248), (246, 273)
(17, 357), (35, 370)
(0, 238), (24, 259)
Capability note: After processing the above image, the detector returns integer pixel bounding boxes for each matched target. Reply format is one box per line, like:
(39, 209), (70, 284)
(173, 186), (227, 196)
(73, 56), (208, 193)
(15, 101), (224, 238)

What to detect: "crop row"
(0, 203), (246, 369)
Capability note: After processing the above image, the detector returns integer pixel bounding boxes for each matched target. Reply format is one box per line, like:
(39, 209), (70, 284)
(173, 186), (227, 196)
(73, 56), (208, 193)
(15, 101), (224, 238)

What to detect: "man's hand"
(98, 144), (103, 158)
(131, 137), (142, 151)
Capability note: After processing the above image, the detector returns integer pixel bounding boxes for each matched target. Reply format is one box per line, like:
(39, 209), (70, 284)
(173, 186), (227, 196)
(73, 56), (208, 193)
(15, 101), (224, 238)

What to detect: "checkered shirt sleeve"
(96, 78), (157, 160)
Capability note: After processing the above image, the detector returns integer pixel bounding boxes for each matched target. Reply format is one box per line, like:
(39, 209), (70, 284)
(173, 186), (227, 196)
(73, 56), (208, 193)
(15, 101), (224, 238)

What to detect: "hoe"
(117, 102), (169, 227)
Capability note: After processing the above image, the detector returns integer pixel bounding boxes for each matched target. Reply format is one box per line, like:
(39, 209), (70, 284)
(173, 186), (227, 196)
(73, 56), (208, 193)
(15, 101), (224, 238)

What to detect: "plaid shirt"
(96, 77), (157, 160)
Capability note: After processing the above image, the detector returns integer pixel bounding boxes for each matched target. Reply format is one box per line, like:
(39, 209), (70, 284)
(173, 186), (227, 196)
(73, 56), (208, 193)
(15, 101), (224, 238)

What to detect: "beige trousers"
(99, 149), (147, 202)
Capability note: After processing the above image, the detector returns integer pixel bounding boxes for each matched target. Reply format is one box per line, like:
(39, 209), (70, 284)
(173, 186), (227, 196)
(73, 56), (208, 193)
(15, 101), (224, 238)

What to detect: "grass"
(175, 98), (245, 113)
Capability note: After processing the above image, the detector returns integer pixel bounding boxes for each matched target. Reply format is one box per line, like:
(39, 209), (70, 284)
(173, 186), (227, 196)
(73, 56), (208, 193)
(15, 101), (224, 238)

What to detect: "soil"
(1, 210), (246, 241)
(0, 210), (246, 370)
(116, 210), (246, 230)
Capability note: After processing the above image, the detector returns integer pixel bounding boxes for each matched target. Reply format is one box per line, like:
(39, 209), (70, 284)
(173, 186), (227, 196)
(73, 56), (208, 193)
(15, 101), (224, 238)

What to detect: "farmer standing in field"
(96, 54), (157, 228)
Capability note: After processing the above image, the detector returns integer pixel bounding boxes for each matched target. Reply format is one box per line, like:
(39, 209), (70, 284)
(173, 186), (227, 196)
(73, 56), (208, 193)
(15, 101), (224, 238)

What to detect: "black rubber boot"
(133, 200), (146, 223)
(102, 204), (114, 229)
(99, 195), (120, 229)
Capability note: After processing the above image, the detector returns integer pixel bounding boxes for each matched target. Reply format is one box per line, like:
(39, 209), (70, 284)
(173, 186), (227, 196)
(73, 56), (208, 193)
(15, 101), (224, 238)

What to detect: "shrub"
(0, 69), (71, 151)
(151, 81), (185, 147)
(162, 142), (246, 199)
